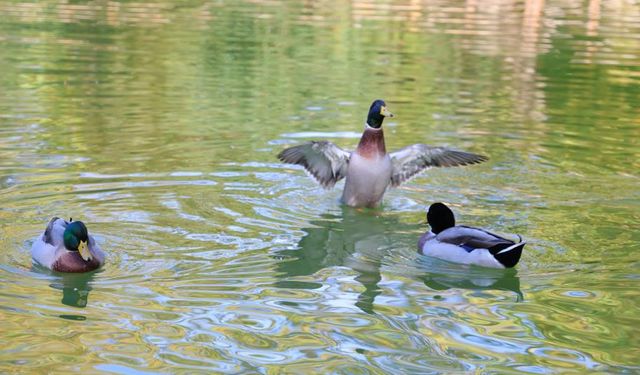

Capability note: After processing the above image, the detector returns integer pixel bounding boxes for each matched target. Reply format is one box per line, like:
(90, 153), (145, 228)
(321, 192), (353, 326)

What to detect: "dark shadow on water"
(273, 206), (420, 314)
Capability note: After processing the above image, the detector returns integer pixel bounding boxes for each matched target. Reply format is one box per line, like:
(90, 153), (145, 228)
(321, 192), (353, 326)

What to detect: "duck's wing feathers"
(43, 217), (68, 247)
(32, 217), (68, 268)
(435, 225), (515, 250)
(389, 144), (488, 186)
(88, 234), (107, 264)
(278, 141), (351, 188)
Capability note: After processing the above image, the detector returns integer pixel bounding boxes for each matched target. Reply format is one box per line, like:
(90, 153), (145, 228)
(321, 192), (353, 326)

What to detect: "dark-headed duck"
(32, 217), (105, 273)
(278, 100), (487, 208)
(418, 202), (525, 268)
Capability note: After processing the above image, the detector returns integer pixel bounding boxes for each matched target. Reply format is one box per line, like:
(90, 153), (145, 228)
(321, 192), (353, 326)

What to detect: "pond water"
(0, 1), (639, 373)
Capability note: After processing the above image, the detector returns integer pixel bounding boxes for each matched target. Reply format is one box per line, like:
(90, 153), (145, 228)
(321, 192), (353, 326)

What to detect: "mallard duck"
(418, 202), (525, 268)
(278, 99), (488, 208)
(31, 217), (105, 273)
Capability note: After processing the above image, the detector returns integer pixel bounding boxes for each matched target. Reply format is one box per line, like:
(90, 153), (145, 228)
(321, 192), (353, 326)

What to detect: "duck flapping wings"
(278, 141), (487, 188)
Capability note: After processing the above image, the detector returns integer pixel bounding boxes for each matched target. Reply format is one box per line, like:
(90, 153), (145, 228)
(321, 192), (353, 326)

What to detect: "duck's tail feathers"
(492, 238), (525, 268)
(495, 241), (525, 255)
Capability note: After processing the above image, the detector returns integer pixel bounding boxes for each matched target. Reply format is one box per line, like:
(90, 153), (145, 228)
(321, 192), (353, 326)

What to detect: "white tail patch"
(496, 241), (526, 255)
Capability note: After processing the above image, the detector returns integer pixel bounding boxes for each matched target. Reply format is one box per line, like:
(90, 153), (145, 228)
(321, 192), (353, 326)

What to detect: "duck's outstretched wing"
(389, 144), (487, 186)
(278, 141), (351, 188)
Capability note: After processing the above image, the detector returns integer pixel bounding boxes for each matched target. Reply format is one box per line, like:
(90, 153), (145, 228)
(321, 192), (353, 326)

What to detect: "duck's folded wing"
(88, 235), (107, 264)
(43, 217), (68, 247)
(389, 144), (488, 186)
(436, 226), (514, 249)
(278, 141), (351, 188)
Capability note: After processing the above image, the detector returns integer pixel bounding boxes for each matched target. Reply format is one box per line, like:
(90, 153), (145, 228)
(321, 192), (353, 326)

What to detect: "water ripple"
(1, 0), (639, 373)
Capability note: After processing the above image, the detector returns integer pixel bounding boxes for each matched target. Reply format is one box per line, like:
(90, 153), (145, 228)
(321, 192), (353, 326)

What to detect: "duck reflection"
(418, 262), (523, 302)
(48, 272), (96, 308)
(274, 206), (419, 314)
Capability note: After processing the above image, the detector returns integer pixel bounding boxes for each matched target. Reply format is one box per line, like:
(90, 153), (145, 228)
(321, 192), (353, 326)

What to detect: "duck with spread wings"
(278, 100), (488, 208)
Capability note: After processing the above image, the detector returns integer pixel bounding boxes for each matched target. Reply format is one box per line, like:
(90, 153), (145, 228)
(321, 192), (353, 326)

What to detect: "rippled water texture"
(1, 1), (639, 373)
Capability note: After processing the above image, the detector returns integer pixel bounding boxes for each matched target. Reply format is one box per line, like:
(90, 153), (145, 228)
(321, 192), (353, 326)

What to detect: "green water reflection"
(0, 0), (639, 373)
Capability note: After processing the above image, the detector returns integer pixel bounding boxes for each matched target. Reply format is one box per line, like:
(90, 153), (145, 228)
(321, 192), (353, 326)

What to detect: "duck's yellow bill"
(78, 240), (92, 261)
(380, 106), (394, 117)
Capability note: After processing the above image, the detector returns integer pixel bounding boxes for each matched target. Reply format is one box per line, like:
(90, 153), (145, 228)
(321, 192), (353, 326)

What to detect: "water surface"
(0, 1), (639, 373)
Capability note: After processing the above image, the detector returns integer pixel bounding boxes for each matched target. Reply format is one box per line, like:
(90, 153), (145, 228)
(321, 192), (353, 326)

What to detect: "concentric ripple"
(1, 0), (639, 373)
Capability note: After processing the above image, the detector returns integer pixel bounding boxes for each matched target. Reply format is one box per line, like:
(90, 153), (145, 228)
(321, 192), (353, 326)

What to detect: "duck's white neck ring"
(364, 122), (382, 130)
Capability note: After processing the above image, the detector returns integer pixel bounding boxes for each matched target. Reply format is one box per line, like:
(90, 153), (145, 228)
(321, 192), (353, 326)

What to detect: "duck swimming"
(31, 217), (105, 273)
(278, 100), (488, 208)
(418, 202), (525, 268)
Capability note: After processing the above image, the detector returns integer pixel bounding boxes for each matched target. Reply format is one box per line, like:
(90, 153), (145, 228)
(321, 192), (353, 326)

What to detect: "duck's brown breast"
(52, 251), (101, 273)
(356, 127), (386, 159)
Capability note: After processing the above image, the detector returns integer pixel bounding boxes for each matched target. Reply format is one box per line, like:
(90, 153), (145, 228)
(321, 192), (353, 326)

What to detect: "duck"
(418, 202), (525, 268)
(31, 217), (105, 273)
(278, 99), (488, 208)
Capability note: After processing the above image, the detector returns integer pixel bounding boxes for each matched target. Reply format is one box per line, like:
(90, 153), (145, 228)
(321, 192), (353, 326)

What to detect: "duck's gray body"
(278, 100), (488, 208)
(419, 228), (522, 268)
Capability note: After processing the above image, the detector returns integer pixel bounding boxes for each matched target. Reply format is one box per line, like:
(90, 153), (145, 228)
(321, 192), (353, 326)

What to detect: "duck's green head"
(366, 99), (394, 128)
(63, 220), (92, 261)
(427, 202), (455, 234)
